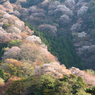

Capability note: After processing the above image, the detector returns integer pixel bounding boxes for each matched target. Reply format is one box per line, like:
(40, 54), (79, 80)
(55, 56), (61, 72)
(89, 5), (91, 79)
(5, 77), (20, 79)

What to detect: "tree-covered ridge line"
(25, 21), (84, 69)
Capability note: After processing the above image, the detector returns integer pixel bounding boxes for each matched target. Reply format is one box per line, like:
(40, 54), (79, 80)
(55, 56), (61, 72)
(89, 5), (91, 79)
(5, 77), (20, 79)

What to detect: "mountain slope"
(0, 0), (95, 95)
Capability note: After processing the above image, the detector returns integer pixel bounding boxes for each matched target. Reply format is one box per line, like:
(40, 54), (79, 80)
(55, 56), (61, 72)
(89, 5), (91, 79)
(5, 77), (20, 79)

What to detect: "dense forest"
(25, 21), (84, 69)
(5, 74), (89, 95)
(1, 0), (95, 95)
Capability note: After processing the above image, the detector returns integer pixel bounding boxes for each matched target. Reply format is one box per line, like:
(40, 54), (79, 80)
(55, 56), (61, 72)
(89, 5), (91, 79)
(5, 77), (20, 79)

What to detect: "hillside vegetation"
(0, 0), (95, 95)
(25, 21), (84, 69)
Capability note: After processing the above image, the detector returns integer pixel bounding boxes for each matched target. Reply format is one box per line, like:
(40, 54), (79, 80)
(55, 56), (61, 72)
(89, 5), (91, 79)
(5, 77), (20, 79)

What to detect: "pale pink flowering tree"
(2, 46), (21, 61)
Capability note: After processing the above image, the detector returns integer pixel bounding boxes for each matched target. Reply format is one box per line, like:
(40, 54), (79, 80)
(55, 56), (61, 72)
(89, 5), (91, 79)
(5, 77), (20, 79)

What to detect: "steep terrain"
(2, 0), (95, 70)
(0, 0), (95, 95)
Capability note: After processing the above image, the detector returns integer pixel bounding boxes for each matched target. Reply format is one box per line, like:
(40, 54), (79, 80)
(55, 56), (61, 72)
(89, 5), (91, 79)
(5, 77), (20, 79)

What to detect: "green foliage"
(85, 69), (95, 76)
(76, 90), (90, 95)
(85, 86), (95, 95)
(5, 74), (89, 95)
(26, 75), (56, 95)
(76, 76), (87, 88)
(6, 78), (26, 95)
(0, 60), (2, 65)
(25, 21), (84, 69)
(63, 75), (70, 82)
(0, 69), (6, 80)
(0, 43), (8, 60)
(22, 62), (34, 77)
(7, 40), (22, 48)
(72, 76), (87, 94)
(2, 23), (10, 29)
(6, 64), (23, 77)
(77, 76), (83, 82)
(25, 74), (88, 95)
(69, 74), (76, 79)
(6, 64), (17, 76)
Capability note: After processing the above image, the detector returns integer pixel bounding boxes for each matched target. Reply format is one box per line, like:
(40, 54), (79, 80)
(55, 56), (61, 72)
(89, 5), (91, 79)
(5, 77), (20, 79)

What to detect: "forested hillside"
(25, 21), (83, 69)
(14, 0), (95, 70)
(0, 0), (95, 95)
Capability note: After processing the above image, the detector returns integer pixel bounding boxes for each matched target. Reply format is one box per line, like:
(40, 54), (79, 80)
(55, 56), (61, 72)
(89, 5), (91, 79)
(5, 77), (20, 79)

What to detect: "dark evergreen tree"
(86, 86), (95, 95)
(0, 69), (6, 80)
